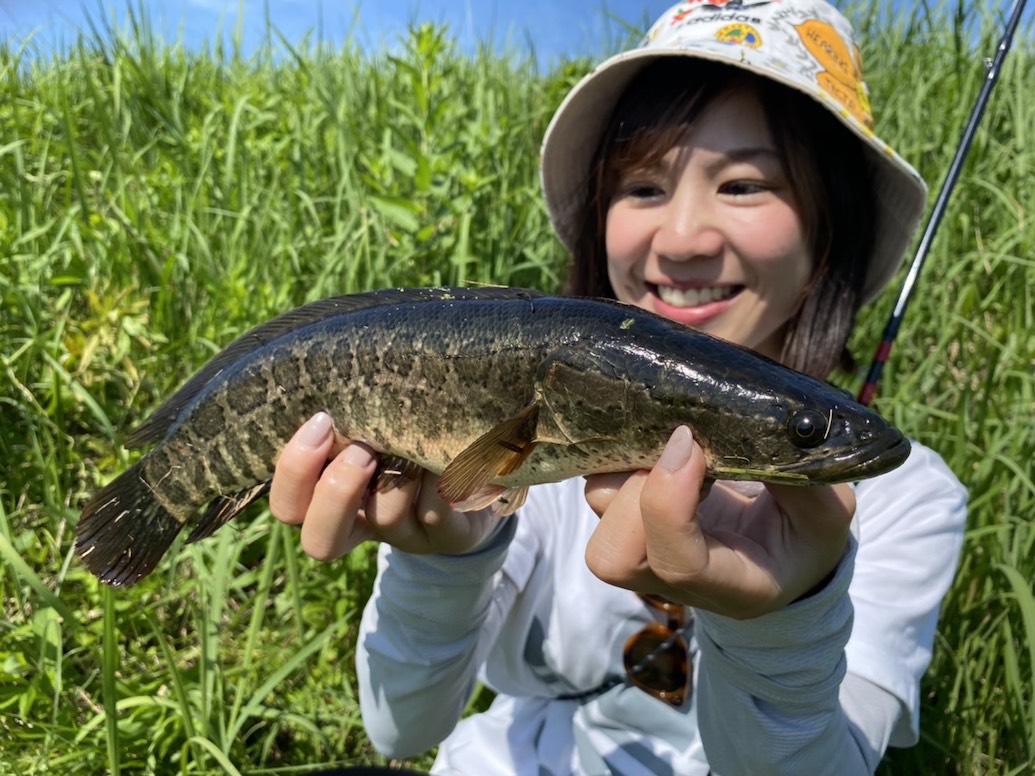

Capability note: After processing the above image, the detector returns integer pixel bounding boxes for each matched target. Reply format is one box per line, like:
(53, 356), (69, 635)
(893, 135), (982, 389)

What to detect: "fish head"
(630, 320), (912, 486)
(704, 388), (911, 484)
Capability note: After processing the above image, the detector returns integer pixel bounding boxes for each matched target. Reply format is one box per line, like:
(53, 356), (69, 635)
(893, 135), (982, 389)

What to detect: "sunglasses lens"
(623, 623), (689, 705)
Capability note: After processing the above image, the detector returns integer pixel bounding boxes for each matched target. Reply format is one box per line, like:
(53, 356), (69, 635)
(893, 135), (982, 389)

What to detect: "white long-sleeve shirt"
(356, 441), (966, 775)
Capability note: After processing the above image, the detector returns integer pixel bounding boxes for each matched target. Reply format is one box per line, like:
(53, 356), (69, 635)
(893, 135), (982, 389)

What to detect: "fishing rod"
(857, 0), (1028, 406)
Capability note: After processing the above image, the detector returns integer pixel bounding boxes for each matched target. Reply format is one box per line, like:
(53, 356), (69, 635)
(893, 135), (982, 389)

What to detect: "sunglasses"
(622, 593), (692, 707)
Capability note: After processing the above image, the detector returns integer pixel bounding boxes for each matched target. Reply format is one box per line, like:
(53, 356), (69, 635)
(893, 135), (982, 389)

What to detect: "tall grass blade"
(998, 563), (1035, 758)
(225, 620), (344, 743)
(0, 527), (77, 627)
(185, 737), (244, 775)
(101, 586), (121, 776)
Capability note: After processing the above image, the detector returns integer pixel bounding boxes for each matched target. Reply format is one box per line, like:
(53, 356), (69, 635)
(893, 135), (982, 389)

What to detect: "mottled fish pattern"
(76, 287), (910, 586)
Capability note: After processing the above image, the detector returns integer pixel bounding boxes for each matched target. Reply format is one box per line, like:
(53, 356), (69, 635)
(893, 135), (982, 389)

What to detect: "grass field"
(1, 1), (1033, 773)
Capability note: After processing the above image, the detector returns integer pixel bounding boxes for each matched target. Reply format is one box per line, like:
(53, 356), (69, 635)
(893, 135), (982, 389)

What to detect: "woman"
(270, 1), (967, 773)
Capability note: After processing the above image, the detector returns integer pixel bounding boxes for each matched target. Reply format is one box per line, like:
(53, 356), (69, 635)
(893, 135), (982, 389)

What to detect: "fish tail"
(75, 461), (186, 586)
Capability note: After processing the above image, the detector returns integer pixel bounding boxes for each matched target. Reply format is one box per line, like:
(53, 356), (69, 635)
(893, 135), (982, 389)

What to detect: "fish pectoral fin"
(492, 486), (529, 515)
(438, 403), (539, 508)
(186, 481), (271, 544)
(452, 485), (529, 515)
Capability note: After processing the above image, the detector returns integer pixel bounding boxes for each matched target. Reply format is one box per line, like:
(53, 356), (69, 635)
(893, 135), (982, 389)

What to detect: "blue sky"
(2, 0), (679, 65)
(1, 1), (1026, 66)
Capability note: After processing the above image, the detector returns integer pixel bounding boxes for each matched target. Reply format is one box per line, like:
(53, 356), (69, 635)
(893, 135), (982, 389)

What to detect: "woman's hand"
(583, 425), (855, 619)
(269, 412), (503, 560)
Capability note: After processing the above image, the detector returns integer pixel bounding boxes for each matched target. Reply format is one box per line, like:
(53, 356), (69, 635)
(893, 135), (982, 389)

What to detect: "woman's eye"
(720, 180), (768, 197)
(629, 184), (663, 198)
(617, 181), (664, 200)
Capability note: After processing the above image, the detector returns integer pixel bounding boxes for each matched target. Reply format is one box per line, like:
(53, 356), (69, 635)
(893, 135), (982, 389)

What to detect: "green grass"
(1, 1), (1033, 773)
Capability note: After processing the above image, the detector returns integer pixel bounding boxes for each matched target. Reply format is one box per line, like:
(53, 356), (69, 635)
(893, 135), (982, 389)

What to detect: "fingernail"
(342, 443), (375, 467)
(298, 412), (333, 448)
(658, 425), (693, 472)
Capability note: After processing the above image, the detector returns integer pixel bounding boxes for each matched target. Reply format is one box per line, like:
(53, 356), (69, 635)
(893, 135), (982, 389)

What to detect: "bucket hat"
(540, 0), (927, 304)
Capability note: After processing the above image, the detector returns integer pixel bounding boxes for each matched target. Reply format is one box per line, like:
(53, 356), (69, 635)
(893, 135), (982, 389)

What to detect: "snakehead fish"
(76, 286), (910, 586)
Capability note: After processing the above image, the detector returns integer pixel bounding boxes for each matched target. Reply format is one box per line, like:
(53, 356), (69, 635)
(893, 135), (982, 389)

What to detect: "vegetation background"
(1, 0), (1032, 773)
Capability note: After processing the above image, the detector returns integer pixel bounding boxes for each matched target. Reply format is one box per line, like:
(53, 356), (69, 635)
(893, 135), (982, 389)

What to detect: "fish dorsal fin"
(438, 402), (540, 508)
(126, 286), (548, 448)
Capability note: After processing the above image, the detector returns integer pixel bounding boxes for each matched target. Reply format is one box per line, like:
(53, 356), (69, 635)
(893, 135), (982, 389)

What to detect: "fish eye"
(787, 409), (828, 448)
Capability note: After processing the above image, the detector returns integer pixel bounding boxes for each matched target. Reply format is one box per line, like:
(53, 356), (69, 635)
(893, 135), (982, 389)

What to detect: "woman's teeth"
(656, 285), (736, 308)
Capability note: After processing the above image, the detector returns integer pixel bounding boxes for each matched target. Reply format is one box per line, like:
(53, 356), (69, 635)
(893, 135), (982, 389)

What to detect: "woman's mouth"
(653, 284), (741, 308)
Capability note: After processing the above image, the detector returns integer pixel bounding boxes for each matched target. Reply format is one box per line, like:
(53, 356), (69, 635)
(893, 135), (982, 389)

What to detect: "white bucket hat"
(540, 0), (927, 304)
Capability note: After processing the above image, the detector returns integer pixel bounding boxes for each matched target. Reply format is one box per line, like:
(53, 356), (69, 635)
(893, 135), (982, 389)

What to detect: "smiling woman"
(570, 58), (877, 378)
(604, 87), (813, 362)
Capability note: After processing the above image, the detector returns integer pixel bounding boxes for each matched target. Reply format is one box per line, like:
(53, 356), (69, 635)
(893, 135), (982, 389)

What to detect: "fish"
(75, 286), (910, 586)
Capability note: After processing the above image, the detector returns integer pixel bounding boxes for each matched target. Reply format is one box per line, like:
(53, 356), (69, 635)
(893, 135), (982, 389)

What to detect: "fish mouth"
(714, 428), (911, 485)
(786, 429), (912, 484)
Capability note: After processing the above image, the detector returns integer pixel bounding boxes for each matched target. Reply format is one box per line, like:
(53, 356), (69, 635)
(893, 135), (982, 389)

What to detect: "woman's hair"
(565, 59), (877, 379)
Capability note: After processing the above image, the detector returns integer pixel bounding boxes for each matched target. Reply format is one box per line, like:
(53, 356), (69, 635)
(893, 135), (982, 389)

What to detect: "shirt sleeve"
(845, 441), (967, 745)
(356, 517), (519, 759)
(694, 540), (876, 775)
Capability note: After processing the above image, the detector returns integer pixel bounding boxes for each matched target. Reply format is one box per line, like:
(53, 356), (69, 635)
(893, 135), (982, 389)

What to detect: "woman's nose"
(652, 195), (724, 262)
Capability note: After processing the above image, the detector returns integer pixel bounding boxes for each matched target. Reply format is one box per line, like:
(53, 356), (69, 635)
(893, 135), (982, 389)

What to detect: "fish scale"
(75, 286), (911, 586)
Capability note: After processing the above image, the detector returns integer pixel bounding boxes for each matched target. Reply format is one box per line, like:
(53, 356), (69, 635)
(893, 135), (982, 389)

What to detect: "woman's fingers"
(583, 471), (635, 517)
(766, 481), (855, 541)
(411, 473), (501, 554)
(764, 480), (855, 596)
(639, 425), (711, 586)
(584, 425), (856, 617)
(271, 414), (503, 559)
(363, 470), (426, 548)
(269, 412), (381, 560)
(269, 412), (338, 526)
(585, 426), (710, 594)
(584, 470), (651, 586)
(300, 442), (379, 560)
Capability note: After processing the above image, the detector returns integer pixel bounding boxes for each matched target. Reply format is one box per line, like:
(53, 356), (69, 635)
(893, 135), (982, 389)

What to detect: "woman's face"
(605, 87), (812, 360)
